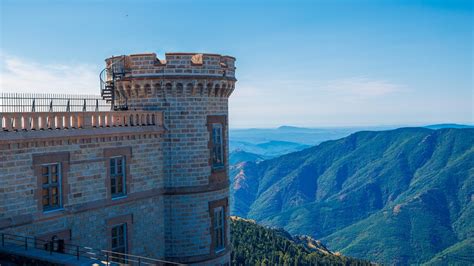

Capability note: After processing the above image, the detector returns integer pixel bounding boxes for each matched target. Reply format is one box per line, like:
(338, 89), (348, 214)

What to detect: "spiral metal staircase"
(99, 55), (129, 110)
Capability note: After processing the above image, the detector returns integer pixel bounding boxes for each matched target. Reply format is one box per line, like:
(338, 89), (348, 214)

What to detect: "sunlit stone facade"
(0, 52), (236, 265)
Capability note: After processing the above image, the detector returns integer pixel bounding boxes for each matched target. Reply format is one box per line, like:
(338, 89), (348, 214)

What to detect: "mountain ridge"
(230, 127), (474, 264)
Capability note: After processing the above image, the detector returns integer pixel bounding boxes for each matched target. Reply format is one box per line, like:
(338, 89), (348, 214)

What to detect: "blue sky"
(0, 0), (472, 128)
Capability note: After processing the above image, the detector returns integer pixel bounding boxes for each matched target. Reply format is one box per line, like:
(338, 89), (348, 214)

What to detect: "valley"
(229, 126), (474, 264)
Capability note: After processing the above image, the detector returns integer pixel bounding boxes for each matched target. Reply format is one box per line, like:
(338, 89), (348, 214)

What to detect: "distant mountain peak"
(277, 125), (309, 130)
(424, 123), (474, 129)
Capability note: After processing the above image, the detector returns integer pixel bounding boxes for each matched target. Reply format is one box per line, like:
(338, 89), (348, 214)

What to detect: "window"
(33, 152), (69, 213)
(107, 214), (132, 261)
(213, 206), (225, 252)
(111, 223), (127, 262)
(211, 123), (224, 168)
(104, 147), (131, 199)
(209, 198), (228, 253)
(111, 223), (127, 253)
(41, 163), (62, 211)
(110, 156), (126, 198)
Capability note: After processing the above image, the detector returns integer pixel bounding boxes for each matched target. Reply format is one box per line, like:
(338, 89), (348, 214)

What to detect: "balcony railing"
(0, 232), (185, 266)
(0, 92), (110, 113)
(0, 111), (163, 132)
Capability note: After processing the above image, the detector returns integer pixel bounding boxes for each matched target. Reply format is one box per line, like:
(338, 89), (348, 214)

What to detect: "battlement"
(106, 52), (236, 80)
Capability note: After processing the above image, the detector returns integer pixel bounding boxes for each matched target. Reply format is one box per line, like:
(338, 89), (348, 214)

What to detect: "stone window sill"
(112, 195), (128, 201)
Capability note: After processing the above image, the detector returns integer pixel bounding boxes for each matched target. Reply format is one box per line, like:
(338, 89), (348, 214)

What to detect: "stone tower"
(105, 52), (236, 264)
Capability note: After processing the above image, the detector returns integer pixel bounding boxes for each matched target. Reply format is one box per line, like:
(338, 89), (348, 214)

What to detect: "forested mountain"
(230, 216), (372, 265)
(230, 128), (474, 264)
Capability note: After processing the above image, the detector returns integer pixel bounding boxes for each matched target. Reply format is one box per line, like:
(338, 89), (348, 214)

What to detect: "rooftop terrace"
(0, 93), (163, 144)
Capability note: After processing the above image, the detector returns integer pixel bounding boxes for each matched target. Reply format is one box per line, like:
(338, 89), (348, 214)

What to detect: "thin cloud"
(325, 77), (401, 100)
(0, 53), (99, 94)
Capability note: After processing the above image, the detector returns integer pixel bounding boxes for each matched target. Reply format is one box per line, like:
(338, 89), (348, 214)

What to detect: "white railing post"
(31, 113), (38, 130)
(4, 114), (12, 131)
(64, 113), (70, 129)
(12, 113), (20, 130)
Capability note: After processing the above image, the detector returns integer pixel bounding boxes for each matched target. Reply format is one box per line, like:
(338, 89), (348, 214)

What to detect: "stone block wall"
(164, 188), (231, 263)
(0, 126), (166, 258)
(0, 51), (236, 265)
(110, 78), (232, 264)
(105, 52), (236, 265)
(107, 53), (236, 79)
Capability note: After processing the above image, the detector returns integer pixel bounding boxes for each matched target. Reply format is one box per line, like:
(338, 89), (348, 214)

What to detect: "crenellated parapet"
(106, 52), (236, 80)
(105, 53), (236, 103)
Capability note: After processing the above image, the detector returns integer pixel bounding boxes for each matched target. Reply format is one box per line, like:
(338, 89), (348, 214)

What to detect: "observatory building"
(0, 52), (236, 265)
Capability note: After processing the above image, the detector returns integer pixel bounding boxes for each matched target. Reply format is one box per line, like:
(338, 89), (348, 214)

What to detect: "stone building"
(0, 52), (236, 265)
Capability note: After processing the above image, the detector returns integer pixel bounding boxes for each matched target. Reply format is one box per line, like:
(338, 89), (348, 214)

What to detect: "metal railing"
(0, 92), (110, 113)
(1, 232), (185, 266)
(100, 55), (130, 110)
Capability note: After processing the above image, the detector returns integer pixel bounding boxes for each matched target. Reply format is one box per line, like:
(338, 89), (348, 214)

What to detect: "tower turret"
(104, 52), (236, 264)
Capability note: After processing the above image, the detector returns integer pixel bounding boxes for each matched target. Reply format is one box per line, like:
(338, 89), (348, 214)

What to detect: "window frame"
(33, 152), (70, 214)
(211, 123), (225, 169)
(109, 156), (127, 199)
(213, 206), (225, 253)
(104, 147), (132, 201)
(207, 115), (228, 186)
(208, 198), (228, 254)
(41, 163), (63, 212)
(111, 223), (128, 254)
(107, 214), (133, 263)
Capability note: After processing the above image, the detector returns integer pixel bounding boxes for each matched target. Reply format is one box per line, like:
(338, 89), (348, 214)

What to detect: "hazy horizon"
(229, 122), (473, 130)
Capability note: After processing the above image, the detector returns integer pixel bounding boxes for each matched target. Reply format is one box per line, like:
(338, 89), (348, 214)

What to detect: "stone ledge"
(0, 126), (164, 144)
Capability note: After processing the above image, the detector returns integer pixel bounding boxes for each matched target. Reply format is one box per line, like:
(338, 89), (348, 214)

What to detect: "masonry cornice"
(0, 126), (164, 149)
